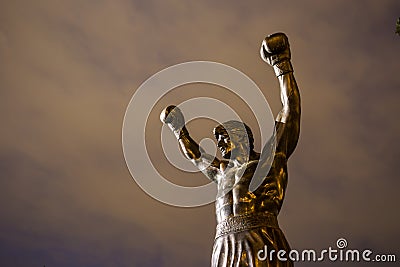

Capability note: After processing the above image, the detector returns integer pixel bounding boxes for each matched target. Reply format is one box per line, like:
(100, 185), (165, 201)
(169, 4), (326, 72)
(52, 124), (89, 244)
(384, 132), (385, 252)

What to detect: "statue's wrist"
(273, 60), (293, 77)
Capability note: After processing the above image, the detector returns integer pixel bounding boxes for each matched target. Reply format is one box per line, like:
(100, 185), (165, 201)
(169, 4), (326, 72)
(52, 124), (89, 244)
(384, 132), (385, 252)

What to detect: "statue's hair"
(213, 120), (254, 150)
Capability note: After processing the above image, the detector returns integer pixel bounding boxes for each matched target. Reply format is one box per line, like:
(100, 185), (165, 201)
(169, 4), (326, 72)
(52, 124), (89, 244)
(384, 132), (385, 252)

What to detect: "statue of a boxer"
(161, 32), (300, 267)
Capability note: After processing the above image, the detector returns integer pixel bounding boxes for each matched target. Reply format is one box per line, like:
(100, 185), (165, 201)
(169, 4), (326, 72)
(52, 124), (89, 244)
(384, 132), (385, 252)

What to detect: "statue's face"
(214, 121), (253, 161)
(216, 131), (234, 159)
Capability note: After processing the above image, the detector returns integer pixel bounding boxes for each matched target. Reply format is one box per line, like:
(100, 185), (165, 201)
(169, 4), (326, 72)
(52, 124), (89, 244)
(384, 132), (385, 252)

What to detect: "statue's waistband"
(215, 212), (279, 239)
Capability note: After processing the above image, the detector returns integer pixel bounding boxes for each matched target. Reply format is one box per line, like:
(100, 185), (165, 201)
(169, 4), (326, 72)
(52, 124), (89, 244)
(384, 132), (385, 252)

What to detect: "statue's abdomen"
(215, 158), (288, 223)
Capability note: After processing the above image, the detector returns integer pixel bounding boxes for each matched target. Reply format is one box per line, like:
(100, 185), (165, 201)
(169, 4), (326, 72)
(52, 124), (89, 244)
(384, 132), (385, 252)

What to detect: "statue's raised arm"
(160, 105), (221, 182)
(260, 32), (301, 161)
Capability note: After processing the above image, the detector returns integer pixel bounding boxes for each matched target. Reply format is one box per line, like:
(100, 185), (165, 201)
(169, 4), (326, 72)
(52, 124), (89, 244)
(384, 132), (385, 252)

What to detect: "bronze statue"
(160, 32), (300, 266)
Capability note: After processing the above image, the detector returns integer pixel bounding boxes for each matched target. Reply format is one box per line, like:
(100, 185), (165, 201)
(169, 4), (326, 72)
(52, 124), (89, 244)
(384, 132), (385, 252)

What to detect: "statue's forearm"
(275, 63), (300, 124)
(274, 63), (301, 157)
(160, 105), (204, 161)
(176, 127), (203, 160)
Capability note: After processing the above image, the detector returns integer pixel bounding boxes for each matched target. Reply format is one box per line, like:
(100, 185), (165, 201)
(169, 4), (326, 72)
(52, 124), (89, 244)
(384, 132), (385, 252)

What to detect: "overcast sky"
(1, 1), (399, 266)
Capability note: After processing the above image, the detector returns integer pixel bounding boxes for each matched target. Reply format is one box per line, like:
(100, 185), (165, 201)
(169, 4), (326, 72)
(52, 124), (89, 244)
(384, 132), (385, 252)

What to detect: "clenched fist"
(260, 32), (293, 76)
(260, 32), (291, 66)
(160, 105), (185, 132)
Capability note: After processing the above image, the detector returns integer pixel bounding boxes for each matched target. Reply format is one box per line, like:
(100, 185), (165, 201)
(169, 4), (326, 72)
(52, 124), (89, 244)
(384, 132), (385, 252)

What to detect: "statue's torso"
(215, 154), (288, 223)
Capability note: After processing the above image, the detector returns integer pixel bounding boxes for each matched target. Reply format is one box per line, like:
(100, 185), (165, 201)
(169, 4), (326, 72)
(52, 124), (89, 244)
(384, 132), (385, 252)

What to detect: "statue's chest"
(218, 161), (258, 190)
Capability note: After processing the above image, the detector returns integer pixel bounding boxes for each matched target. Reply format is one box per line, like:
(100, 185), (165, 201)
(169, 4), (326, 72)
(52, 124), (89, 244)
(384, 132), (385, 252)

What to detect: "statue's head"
(213, 120), (254, 159)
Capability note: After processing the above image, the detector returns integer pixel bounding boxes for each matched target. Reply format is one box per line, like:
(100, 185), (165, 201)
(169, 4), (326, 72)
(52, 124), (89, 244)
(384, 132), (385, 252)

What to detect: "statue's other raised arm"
(160, 106), (221, 182)
(260, 33), (301, 159)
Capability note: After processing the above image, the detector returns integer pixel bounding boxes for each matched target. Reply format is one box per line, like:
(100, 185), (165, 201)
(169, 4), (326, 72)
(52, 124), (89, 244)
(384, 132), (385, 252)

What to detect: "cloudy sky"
(1, 0), (399, 266)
